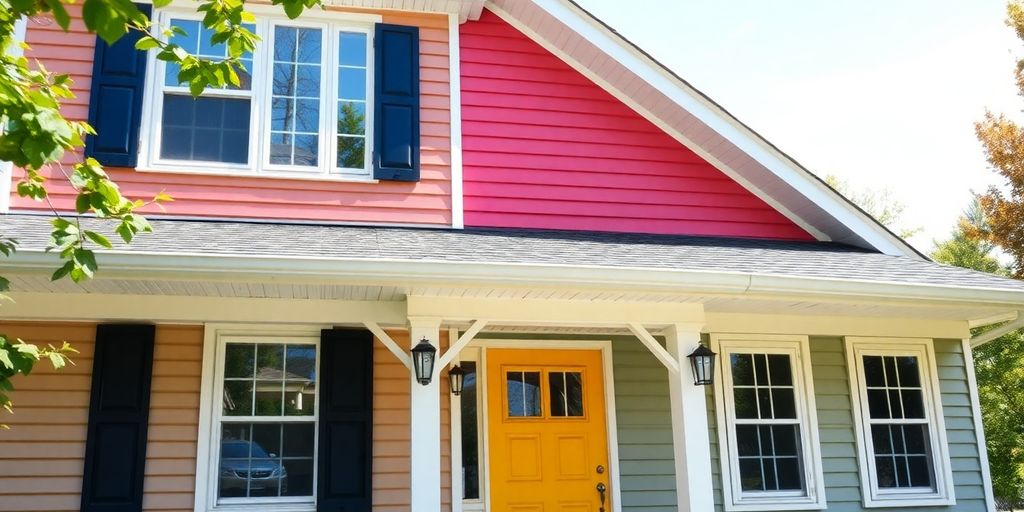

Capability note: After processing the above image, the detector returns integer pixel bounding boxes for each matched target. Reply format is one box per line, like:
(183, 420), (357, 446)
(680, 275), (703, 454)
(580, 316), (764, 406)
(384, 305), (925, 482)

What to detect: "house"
(0, 1), (1020, 512)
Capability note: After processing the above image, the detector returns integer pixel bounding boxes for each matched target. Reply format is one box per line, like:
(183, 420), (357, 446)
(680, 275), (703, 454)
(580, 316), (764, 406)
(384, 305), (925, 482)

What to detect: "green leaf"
(0, 349), (12, 371)
(84, 230), (113, 249)
(51, 261), (74, 281)
(48, 352), (66, 370)
(135, 36), (161, 51)
(153, 0), (173, 7)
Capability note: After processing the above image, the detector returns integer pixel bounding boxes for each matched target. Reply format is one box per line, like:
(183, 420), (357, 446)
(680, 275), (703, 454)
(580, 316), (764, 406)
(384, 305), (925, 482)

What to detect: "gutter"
(7, 248), (1024, 310)
(971, 310), (1024, 348)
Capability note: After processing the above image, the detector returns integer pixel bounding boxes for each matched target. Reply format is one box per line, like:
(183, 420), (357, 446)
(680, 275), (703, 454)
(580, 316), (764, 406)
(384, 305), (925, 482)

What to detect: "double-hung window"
(209, 335), (319, 509)
(846, 338), (955, 507)
(142, 9), (374, 179)
(712, 334), (826, 511)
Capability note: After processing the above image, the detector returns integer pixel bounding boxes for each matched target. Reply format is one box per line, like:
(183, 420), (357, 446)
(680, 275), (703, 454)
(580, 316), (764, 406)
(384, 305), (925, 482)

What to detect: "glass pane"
(876, 456), (898, 488)
(872, 425), (894, 455)
(548, 371), (584, 417)
(282, 457), (314, 496)
(549, 372), (565, 417)
(907, 456), (932, 487)
(888, 389), (903, 419)
(271, 25), (322, 167)
(866, 389), (890, 419)
(771, 388), (796, 419)
(459, 362), (480, 500)
(254, 380), (284, 415)
(735, 425), (758, 456)
(756, 388), (772, 419)
(282, 423), (315, 457)
(160, 95), (250, 164)
(771, 425), (799, 456)
(754, 354), (769, 385)
(225, 344), (255, 378)
(733, 388), (757, 419)
(338, 101), (366, 135)
(884, 357), (899, 386)
(731, 354), (754, 386)
(894, 456), (909, 487)
(337, 136), (366, 169)
(757, 425), (774, 456)
(296, 65), (321, 97)
(903, 424), (929, 454)
(897, 356), (921, 387)
(219, 422), (313, 499)
(338, 31), (367, 67)
(256, 345), (284, 376)
(739, 458), (764, 491)
(166, 19), (254, 90)
(775, 457), (803, 490)
(252, 423), (282, 457)
(284, 383), (315, 416)
(863, 356), (886, 387)
(761, 459), (778, 491)
(901, 390), (926, 419)
(285, 345), (317, 381)
(338, 67), (367, 100)
(506, 371), (541, 417)
(223, 381), (253, 416)
(566, 372), (584, 416)
(767, 354), (792, 386)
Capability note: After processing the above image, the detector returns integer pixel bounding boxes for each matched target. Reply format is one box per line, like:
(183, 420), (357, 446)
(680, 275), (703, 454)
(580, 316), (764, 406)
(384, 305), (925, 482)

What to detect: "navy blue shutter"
(80, 324), (155, 512)
(373, 23), (420, 181)
(84, 3), (151, 167)
(317, 328), (374, 512)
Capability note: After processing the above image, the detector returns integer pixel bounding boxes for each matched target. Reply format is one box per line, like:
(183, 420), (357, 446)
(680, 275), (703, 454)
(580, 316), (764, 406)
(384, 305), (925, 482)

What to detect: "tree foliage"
(972, 1), (1024, 278)
(932, 203), (1024, 509)
(823, 174), (922, 239)
(0, 0), (323, 424)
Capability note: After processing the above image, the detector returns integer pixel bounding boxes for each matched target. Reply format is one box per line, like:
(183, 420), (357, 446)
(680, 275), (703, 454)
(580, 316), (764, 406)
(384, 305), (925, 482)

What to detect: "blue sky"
(574, 0), (1021, 252)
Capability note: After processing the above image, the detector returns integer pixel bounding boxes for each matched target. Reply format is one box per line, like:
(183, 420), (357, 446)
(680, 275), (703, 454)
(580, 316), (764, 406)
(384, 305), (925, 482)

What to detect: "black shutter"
(84, 3), (151, 167)
(373, 23), (420, 181)
(80, 324), (156, 512)
(317, 328), (374, 512)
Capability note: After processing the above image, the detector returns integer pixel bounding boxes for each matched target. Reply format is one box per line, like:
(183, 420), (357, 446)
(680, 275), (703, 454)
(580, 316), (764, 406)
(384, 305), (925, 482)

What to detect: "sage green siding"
(706, 337), (988, 512)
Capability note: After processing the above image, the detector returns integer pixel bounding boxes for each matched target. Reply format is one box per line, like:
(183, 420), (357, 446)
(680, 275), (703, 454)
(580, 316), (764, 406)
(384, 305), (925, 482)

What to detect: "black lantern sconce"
(411, 338), (437, 385)
(687, 345), (717, 386)
(448, 365), (466, 396)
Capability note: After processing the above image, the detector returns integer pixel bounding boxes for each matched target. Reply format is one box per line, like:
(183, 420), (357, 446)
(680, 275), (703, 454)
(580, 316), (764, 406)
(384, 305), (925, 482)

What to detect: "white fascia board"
(523, 0), (917, 258)
(7, 249), (1024, 309)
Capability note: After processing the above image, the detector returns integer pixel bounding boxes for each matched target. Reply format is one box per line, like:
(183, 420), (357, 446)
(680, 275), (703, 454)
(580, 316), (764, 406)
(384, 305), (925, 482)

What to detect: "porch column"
(665, 323), (715, 512)
(409, 316), (443, 512)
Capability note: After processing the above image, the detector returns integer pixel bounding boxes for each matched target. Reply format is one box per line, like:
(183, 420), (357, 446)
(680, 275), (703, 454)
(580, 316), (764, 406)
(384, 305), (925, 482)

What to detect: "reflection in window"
(459, 362), (480, 500)
(548, 371), (584, 417)
(220, 342), (317, 501)
(863, 355), (934, 489)
(270, 25), (322, 167)
(506, 371), (541, 417)
(336, 31), (368, 170)
(165, 19), (254, 89)
(730, 353), (804, 492)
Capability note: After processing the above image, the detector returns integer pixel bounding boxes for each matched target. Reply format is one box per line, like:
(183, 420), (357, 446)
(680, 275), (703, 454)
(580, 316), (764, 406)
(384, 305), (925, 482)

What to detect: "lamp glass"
(448, 365), (465, 396)
(687, 345), (717, 386)
(411, 338), (437, 385)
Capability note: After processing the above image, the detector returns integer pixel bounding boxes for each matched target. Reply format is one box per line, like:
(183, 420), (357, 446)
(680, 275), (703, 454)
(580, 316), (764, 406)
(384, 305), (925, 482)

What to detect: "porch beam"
(407, 295), (703, 326)
(436, 319), (487, 373)
(664, 323), (715, 512)
(408, 316), (443, 512)
(363, 321), (413, 370)
(626, 322), (680, 374)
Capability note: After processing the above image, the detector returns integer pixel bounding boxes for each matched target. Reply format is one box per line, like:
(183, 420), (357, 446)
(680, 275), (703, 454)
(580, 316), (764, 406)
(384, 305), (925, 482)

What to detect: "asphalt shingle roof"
(4, 213), (1024, 292)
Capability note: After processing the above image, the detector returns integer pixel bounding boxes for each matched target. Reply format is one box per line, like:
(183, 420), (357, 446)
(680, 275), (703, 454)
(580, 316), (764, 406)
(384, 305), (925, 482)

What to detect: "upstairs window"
(846, 338), (955, 507)
(142, 10), (374, 179)
(711, 334), (827, 511)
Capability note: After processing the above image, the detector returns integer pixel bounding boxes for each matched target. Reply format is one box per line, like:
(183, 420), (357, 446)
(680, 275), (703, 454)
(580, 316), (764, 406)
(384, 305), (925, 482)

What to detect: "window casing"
(140, 9), (376, 180)
(712, 334), (827, 511)
(846, 338), (955, 507)
(203, 333), (321, 511)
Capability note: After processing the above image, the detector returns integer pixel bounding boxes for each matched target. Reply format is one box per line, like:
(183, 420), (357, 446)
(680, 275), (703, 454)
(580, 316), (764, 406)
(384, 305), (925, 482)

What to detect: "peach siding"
(10, 7), (453, 226)
(374, 330), (452, 512)
(0, 322), (203, 512)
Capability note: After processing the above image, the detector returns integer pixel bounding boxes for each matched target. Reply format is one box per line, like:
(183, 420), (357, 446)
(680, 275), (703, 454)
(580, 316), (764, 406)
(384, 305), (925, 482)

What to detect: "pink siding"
(10, 7), (453, 226)
(460, 11), (813, 240)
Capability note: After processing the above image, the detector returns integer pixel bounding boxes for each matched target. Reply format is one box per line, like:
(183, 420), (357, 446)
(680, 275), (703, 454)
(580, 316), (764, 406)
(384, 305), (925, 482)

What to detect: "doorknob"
(596, 482), (607, 512)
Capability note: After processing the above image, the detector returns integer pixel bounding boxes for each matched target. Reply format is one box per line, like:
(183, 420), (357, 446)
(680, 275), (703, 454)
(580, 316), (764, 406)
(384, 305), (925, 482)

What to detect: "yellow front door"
(487, 349), (611, 512)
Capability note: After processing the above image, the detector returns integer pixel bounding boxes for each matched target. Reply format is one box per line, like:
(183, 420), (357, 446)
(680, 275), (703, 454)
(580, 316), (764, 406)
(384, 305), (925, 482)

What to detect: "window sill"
(724, 497), (826, 512)
(135, 165), (379, 184)
(862, 494), (956, 508)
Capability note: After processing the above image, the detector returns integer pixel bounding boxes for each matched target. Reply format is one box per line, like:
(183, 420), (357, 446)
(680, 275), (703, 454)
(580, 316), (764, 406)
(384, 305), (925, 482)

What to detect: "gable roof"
(480, 0), (922, 258)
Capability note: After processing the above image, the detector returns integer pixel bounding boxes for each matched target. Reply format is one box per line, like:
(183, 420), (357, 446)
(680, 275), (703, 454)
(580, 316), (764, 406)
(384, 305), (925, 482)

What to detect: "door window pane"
(459, 362), (480, 500)
(548, 371), (584, 417)
(270, 26), (322, 167)
(161, 95), (250, 164)
(506, 371), (541, 417)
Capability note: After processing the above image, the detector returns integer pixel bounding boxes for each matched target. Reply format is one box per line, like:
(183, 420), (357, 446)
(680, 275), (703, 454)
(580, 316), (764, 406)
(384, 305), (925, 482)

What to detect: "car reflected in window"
(220, 440), (289, 497)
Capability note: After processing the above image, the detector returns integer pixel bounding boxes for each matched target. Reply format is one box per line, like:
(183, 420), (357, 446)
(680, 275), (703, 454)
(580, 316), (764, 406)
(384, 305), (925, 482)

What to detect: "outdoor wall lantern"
(411, 338), (437, 385)
(687, 345), (717, 386)
(448, 365), (466, 396)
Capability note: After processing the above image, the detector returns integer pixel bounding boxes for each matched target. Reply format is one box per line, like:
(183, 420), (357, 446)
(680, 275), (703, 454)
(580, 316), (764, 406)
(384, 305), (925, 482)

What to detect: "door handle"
(596, 482), (607, 512)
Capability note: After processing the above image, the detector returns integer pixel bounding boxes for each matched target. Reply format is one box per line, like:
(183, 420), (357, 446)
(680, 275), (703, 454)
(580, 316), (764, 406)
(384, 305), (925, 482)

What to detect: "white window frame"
(195, 324), (327, 512)
(845, 337), (955, 508)
(711, 334), (827, 511)
(138, 6), (379, 182)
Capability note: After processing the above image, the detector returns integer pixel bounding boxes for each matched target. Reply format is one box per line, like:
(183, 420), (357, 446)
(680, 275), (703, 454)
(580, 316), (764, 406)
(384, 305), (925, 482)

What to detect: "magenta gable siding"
(460, 11), (813, 240)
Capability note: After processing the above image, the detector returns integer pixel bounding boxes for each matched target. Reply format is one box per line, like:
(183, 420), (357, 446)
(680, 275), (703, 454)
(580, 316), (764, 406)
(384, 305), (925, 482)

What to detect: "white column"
(409, 316), (443, 512)
(665, 323), (715, 512)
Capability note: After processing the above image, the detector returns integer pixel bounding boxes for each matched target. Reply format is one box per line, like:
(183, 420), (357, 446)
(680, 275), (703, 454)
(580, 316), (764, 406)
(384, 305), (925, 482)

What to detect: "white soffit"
(324, 0), (484, 22)
(485, 0), (920, 258)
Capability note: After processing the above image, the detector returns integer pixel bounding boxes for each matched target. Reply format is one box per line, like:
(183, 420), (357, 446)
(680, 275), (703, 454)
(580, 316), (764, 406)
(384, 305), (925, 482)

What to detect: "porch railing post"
(665, 323), (715, 512)
(408, 316), (443, 512)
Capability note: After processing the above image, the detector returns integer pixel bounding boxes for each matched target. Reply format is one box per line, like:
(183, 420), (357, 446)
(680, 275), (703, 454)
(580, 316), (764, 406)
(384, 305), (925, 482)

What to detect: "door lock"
(596, 482), (607, 512)
(596, 464), (605, 474)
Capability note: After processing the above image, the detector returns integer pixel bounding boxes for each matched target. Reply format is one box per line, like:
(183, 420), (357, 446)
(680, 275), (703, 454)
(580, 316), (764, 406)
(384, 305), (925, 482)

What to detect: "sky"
(574, 0), (1022, 253)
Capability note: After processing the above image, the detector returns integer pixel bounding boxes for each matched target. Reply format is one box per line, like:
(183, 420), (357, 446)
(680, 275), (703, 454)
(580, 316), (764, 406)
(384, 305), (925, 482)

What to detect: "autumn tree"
(933, 202), (1024, 509)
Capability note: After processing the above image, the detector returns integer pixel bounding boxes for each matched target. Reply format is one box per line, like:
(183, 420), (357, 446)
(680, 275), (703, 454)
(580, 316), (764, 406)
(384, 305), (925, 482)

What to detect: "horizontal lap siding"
(11, 8), (452, 226)
(459, 11), (811, 240)
(0, 322), (202, 512)
(611, 337), (678, 512)
(708, 337), (988, 512)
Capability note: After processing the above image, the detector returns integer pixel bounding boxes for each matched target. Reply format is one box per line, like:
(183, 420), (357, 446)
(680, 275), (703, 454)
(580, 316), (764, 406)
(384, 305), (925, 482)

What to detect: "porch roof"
(3, 213), (1021, 294)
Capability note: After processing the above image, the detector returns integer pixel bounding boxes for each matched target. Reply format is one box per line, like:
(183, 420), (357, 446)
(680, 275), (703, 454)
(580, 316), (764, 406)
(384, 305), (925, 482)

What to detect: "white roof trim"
(322, 0), (484, 22)
(485, 0), (920, 258)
